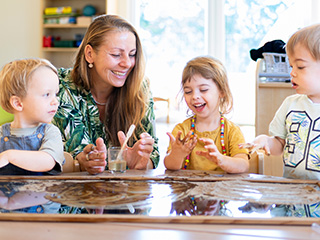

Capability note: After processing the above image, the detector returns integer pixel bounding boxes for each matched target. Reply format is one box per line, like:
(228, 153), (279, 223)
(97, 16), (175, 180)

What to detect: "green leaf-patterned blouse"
(52, 68), (160, 168)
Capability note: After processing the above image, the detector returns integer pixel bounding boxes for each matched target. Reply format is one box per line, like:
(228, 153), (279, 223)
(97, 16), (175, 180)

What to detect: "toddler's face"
(288, 43), (320, 103)
(21, 67), (59, 127)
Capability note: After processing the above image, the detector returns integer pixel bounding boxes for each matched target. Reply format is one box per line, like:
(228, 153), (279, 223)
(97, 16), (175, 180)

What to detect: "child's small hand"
(196, 138), (222, 165)
(167, 130), (197, 157)
(238, 143), (263, 154)
(239, 135), (271, 156)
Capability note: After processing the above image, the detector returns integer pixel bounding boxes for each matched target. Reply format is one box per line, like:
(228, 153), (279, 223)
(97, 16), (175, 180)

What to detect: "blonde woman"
(53, 15), (159, 174)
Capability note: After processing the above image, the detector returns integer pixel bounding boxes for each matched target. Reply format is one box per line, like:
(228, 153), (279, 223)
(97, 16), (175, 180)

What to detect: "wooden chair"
(153, 97), (170, 123)
(248, 150), (283, 177)
(248, 151), (264, 174)
(63, 152), (80, 173)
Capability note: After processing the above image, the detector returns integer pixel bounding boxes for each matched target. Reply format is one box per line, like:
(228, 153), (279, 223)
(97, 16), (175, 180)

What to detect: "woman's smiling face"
(88, 30), (137, 88)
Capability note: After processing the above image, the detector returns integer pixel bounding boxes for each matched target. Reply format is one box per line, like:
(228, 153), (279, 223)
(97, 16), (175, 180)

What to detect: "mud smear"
(193, 180), (320, 204)
(45, 181), (197, 209)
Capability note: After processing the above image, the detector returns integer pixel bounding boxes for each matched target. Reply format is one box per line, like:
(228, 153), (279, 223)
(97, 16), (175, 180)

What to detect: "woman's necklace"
(183, 114), (226, 170)
(92, 96), (107, 106)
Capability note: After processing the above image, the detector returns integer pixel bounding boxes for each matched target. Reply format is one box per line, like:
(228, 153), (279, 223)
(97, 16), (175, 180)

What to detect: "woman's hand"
(76, 137), (107, 175)
(118, 131), (154, 170)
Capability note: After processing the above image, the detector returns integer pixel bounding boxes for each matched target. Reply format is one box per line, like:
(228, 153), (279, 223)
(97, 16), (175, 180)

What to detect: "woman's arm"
(52, 69), (104, 157)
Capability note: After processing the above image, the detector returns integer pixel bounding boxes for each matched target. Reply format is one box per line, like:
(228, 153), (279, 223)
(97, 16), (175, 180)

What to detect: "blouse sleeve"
(52, 68), (103, 157)
(141, 96), (160, 168)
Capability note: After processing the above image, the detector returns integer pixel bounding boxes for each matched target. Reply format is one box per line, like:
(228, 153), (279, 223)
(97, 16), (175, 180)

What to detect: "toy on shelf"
(43, 6), (77, 25)
(82, 5), (97, 16)
(44, 6), (73, 15)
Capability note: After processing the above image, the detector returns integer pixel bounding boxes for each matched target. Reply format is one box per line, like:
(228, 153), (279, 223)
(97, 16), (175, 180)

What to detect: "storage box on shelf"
(40, 0), (107, 68)
(259, 52), (291, 81)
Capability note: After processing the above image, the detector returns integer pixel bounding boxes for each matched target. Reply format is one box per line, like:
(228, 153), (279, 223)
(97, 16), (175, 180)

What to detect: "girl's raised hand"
(167, 130), (197, 157)
(196, 138), (221, 164)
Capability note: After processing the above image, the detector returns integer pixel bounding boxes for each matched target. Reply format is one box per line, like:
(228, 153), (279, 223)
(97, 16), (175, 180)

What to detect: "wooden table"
(0, 169), (319, 239)
(1, 221), (319, 240)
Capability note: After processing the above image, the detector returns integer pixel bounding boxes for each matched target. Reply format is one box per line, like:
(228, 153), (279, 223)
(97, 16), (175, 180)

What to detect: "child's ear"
(10, 96), (23, 112)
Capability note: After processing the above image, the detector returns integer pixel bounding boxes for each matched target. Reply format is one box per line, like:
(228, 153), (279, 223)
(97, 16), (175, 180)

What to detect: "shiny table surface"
(0, 169), (319, 239)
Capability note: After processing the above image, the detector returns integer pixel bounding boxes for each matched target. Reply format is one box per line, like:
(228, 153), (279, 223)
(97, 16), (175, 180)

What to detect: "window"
(138, 0), (207, 112)
(131, 0), (319, 137)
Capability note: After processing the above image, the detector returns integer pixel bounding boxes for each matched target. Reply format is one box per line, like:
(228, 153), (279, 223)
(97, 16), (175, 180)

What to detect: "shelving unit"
(40, 0), (108, 68)
(255, 57), (295, 177)
(255, 58), (295, 136)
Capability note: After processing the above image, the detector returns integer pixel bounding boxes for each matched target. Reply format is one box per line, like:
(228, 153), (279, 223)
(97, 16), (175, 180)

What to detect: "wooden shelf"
(43, 24), (90, 28)
(256, 60), (296, 136)
(43, 47), (78, 52)
(40, 0), (107, 68)
(255, 59), (294, 177)
(258, 82), (292, 88)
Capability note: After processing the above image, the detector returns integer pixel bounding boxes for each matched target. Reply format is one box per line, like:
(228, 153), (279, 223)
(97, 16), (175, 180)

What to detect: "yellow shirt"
(168, 117), (248, 171)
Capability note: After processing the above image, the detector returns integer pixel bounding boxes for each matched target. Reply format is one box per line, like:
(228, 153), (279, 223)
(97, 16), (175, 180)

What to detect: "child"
(241, 24), (320, 180)
(164, 56), (249, 173)
(0, 58), (64, 175)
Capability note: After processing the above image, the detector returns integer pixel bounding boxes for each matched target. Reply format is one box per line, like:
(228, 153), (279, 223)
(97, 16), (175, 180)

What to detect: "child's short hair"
(182, 56), (233, 114)
(0, 58), (57, 113)
(286, 24), (320, 60)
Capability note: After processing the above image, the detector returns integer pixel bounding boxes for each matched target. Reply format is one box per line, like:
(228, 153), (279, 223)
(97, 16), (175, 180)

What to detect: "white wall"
(0, 0), (41, 68)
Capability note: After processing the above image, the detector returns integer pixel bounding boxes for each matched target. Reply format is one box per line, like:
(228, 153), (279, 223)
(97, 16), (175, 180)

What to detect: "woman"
(53, 15), (159, 174)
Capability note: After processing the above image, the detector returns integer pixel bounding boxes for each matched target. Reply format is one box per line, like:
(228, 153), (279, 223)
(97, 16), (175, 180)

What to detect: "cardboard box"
(53, 40), (75, 48)
(77, 16), (92, 25)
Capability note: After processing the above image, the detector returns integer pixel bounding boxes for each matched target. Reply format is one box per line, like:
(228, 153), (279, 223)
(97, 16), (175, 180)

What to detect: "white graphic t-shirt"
(269, 94), (320, 180)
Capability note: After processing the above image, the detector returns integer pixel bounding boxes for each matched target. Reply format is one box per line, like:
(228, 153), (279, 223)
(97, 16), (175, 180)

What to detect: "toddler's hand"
(238, 143), (263, 154)
(239, 135), (271, 155)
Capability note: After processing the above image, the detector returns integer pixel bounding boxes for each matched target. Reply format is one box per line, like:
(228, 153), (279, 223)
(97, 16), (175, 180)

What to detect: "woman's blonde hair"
(181, 56), (233, 114)
(286, 24), (320, 60)
(72, 14), (147, 146)
(0, 58), (57, 113)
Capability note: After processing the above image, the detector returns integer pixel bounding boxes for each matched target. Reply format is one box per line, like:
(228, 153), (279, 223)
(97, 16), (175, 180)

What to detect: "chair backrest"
(248, 151), (264, 174)
(0, 106), (13, 125)
(63, 152), (80, 173)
